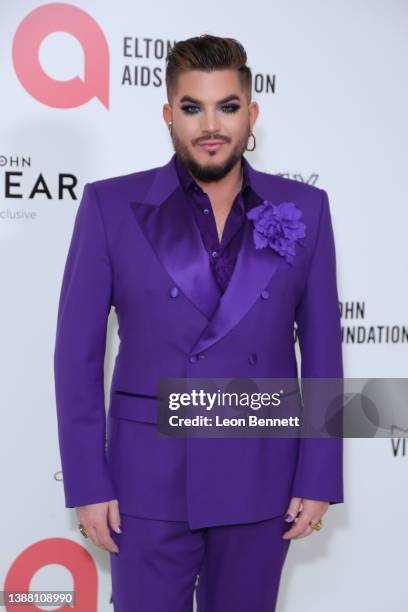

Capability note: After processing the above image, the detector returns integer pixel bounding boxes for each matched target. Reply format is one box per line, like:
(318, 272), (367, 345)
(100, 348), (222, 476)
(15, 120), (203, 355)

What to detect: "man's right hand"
(76, 499), (121, 553)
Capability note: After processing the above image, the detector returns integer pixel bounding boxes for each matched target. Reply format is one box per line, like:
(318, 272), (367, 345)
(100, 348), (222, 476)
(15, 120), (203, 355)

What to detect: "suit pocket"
(108, 391), (158, 424)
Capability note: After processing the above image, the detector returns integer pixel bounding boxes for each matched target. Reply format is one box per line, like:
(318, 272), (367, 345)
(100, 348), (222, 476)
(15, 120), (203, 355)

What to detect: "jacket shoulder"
(253, 169), (331, 232)
(251, 170), (332, 250)
(254, 167), (325, 199)
(88, 164), (159, 203)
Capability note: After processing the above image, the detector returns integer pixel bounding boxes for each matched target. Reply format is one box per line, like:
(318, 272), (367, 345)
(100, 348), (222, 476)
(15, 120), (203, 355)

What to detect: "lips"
(198, 141), (226, 151)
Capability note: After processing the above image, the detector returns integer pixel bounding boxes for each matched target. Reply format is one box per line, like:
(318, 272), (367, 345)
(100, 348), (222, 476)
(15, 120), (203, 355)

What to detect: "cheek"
(174, 114), (199, 135)
(224, 122), (247, 142)
(178, 126), (200, 148)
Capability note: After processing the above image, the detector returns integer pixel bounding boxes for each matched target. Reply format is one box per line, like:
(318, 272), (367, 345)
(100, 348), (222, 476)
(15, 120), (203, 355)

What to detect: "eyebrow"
(179, 94), (241, 105)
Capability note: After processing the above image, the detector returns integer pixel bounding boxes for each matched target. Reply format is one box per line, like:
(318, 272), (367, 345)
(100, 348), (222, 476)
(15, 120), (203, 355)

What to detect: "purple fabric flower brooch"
(246, 200), (306, 264)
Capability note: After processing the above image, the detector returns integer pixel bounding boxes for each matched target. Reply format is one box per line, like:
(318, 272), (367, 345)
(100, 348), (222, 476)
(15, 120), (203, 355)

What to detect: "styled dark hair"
(165, 34), (252, 103)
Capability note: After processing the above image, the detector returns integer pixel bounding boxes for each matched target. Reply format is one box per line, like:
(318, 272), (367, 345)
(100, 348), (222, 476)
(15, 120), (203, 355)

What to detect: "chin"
(197, 150), (228, 165)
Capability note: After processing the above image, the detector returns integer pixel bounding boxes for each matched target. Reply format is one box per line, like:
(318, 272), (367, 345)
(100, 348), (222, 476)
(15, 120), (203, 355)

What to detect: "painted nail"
(284, 512), (294, 522)
(116, 525), (122, 533)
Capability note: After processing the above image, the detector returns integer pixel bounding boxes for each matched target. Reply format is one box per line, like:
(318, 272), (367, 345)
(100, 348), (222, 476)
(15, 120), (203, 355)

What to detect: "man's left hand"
(282, 497), (329, 539)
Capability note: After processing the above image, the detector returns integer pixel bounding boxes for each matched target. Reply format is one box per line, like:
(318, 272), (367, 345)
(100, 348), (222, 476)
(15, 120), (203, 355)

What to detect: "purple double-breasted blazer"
(53, 153), (344, 529)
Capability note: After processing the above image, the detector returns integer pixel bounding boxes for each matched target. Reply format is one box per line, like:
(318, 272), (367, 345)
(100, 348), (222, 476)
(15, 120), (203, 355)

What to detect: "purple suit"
(53, 153), (344, 531)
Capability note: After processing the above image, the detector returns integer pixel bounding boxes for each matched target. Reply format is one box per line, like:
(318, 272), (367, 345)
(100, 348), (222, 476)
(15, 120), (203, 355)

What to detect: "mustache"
(195, 135), (230, 145)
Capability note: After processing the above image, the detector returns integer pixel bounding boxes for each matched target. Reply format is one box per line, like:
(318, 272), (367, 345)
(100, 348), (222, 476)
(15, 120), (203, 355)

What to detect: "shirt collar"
(175, 153), (253, 202)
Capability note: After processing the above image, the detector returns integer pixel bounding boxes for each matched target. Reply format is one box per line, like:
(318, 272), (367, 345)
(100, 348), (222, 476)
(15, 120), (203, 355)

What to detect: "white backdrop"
(1, 1), (407, 610)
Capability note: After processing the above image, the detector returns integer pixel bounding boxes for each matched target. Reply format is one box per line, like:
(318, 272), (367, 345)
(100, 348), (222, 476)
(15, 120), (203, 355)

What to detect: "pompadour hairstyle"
(165, 34), (252, 103)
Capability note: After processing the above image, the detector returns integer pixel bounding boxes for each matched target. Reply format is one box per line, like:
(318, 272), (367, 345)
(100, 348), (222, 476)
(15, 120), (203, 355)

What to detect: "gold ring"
(309, 519), (323, 531)
(78, 523), (89, 538)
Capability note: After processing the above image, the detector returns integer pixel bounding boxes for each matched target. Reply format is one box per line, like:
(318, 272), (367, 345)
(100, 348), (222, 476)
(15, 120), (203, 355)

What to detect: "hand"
(282, 497), (328, 540)
(76, 498), (121, 553)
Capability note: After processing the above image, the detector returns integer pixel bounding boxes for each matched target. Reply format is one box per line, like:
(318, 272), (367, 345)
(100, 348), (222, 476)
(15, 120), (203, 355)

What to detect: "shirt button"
(211, 251), (218, 258)
(189, 354), (198, 363)
(261, 289), (269, 299)
(203, 208), (210, 215)
(169, 286), (179, 298)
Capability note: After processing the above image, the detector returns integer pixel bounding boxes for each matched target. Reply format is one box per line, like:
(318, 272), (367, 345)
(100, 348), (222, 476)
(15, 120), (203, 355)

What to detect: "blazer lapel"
(130, 155), (221, 320)
(190, 156), (287, 355)
(130, 153), (287, 354)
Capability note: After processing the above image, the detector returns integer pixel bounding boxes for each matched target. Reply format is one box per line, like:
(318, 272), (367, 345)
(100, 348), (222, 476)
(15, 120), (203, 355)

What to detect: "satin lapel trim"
(190, 216), (283, 355)
(190, 155), (289, 355)
(130, 153), (287, 353)
(130, 157), (221, 320)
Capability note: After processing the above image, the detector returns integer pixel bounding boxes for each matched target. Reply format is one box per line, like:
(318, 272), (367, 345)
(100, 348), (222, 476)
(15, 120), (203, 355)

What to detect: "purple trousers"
(109, 512), (291, 611)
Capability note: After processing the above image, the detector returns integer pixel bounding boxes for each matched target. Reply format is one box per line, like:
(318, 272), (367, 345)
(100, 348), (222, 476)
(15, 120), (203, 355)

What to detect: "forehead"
(174, 69), (244, 101)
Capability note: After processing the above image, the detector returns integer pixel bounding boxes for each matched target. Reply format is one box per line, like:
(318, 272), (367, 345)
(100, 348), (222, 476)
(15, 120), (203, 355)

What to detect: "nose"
(199, 108), (221, 134)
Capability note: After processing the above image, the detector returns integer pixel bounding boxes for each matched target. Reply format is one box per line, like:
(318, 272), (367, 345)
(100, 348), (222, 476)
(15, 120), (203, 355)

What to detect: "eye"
(221, 104), (240, 113)
(181, 105), (200, 114)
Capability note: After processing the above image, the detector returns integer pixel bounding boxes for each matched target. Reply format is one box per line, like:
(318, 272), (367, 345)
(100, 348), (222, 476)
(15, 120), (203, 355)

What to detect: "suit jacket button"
(248, 352), (258, 365)
(170, 286), (179, 298)
(261, 289), (269, 299)
(189, 354), (198, 363)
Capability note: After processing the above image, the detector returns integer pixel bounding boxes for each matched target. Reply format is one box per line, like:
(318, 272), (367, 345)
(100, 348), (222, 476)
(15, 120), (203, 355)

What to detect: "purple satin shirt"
(175, 153), (262, 294)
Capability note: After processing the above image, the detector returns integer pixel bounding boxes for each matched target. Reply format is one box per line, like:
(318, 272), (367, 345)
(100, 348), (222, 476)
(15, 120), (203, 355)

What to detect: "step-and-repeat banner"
(1, 1), (406, 611)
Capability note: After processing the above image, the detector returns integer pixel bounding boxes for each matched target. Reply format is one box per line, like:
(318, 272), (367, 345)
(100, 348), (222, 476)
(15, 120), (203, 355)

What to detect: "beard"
(170, 127), (250, 183)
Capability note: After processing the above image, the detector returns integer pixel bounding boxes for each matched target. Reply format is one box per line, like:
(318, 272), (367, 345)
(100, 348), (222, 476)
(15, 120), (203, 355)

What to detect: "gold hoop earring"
(245, 131), (256, 151)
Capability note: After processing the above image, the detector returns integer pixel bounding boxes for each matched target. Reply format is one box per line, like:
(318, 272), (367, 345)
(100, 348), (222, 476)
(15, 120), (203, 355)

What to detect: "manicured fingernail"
(284, 512), (294, 522)
(116, 525), (122, 533)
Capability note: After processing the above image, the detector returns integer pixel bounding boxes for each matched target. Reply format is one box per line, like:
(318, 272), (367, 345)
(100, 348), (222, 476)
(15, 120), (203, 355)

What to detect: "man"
(54, 34), (344, 611)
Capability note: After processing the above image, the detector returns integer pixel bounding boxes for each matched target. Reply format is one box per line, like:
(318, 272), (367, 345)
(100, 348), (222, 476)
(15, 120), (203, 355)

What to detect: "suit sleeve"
(291, 188), (344, 505)
(53, 182), (117, 508)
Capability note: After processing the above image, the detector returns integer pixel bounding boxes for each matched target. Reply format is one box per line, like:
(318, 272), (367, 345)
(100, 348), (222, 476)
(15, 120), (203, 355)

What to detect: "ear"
(163, 103), (172, 126)
(248, 101), (259, 131)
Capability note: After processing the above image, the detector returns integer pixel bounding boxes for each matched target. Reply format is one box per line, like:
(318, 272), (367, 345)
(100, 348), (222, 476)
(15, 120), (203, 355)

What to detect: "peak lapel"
(190, 217), (283, 355)
(190, 156), (286, 355)
(130, 154), (221, 320)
